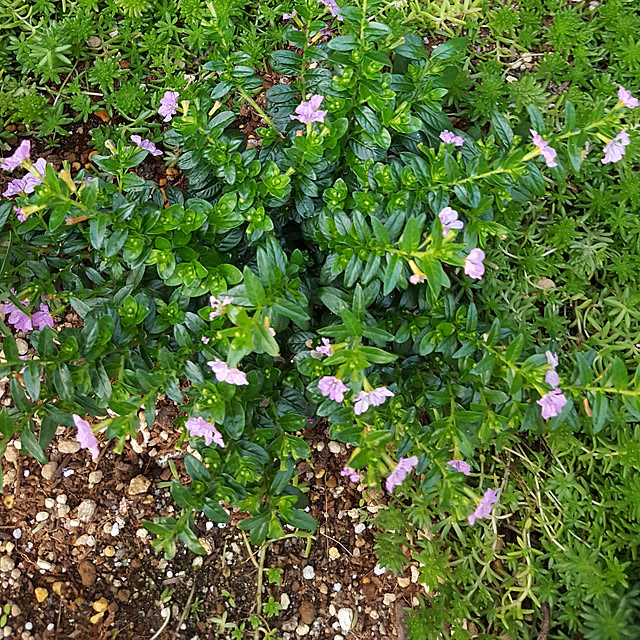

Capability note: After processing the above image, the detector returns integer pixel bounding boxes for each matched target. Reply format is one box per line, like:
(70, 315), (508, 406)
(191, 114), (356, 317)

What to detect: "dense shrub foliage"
(1, 0), (639, 638)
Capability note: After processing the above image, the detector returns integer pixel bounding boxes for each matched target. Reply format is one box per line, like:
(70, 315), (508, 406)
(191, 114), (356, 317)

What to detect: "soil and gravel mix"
(0, 410), (419, 640)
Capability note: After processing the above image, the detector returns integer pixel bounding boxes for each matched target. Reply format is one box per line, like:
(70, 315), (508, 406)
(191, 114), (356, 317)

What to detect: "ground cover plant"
(1, 0), (640, 638)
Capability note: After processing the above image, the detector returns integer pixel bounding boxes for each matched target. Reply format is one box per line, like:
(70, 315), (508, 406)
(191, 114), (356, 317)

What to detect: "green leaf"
(382, 254), (404, 296)
(21, 423), (47, 464)
(490, 110), (513, 147)
(224, 399), (245, 439)
(243, 266), (266, 306)
(527, 105), (545, 134)
(184, 454), (211, 483)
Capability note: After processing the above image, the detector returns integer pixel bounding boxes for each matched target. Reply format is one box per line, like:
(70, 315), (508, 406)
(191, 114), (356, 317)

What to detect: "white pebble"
(333, 583), (342, 592)
(12, 529), (21, 540)
(25, 622), (33, 631)
(354, 523), (365, 534)
(110, 522), (120, 537)
(35, 512), (49, 522)
(373, 564), (386, 575)
(63, 469), (74, 477)
(302, 565), (315, 580)
(23, 470), (29, 478)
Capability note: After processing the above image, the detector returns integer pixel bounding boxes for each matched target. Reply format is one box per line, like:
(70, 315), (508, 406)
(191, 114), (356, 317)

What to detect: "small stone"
(15, 338), (28, 355)
(0, 556), (15, 572)
(280, 594), (290, 610)
(382, 593), (396, 606)
(128, 475), (151, 495)
(295, 624), (310, 636)
(78, 560), (96, 587)
(328, 441), (341, 454)
(92, 598), (108, 613)
(58, 440), (81, 454)
(326, 475), (337, 488)
(3, 445), (18, 463)
(374, 564), (386, 575)
(88, 471), (103, 484)
(333, 583), (342, 592)
(37, 559), (53, 571)
(90, 611), (104, 625)
(299, 601), (315, 625)
(12, 529), (21, 540)
(75, 534), (95, 547)
(76, 499), (97, 523)
(192, 556), (203, 569)
(302, 565), (315, 580)
(10, 604), (20, 617)
(35, 587), (48, 603)
(410, 565), (420, 583)
(104, 546), (115, 557)
(45, 498), (55, 508)
(52, 582), (63, 596)
(58, 504), (70, 517)
(337, 608), (354, 633)
(110, 522), (120, 537)
(397, 576), (411, 588)
(328, 547), (340, 560)
(35, 511), (49, 522)
(354, 523), (365, 534)
(57, 494), (68, 504)
(87, 36), (102, 49)
(41, 462), (57, 481)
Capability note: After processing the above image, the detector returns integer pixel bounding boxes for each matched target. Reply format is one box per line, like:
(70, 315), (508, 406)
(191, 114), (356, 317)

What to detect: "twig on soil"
(173, 581), (196, 637)
(241, 530), (260, 570)
(149, 607), (171, 640)
(537, 602), (551, 640)
(253, 544), (268, 640)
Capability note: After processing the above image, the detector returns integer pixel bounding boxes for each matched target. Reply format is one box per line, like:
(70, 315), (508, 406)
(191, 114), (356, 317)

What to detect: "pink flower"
(201, 336), (210, 344)
(545, 350), (558, 368)
(73, 414), (100, 460)
(544, 350), (560, 388)
(618, 85), (638, 109)
(601, 130), (630, 165)
(2, 159), (47, 197)
(1, 140), (31, 171)
(318, 375), (348, 402)
(447, 460), (471, 476)
(439, 130), (464, 147)
(3, 180), (24, 198)
(159, 91), (179, 122)
(1, 294), (32, 333)
(185, 416), (225, 447)
(207, 359), (249, 386)
(14, 206), (26, 223)
(464, 248), (485, 279)
(319, 0), (343, 19)
(439, 206), (464, 237)
(530, 130), (558, 168)
(353, 386), (394, 415)
(314, 337), (333, 357)
(537, 388), (567, 419)
(340, 466), (361, 483)
(318, 28), (332, 36)
(290, 95), (328, 124)
(130, 135), (162, 156)
(33, 303), (54, 330)
(209, 296), (233, 320)
(468, 488), (500, 525)
(385, 456), (419, 493)
(409, 273), (426, 284)
(283, 10), (296, 19)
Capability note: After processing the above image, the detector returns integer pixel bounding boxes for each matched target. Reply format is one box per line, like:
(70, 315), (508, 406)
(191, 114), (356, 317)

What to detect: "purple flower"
(314, 337), (333, 357)
(447, 460), (471, 476)
(318, 28), (332, 36)
(618, 85), (638, 109)
(545, 350), (558, 368)
(290, 95), (328, 124)
(385, 456), (419, 494)
(159, 91), (179, 122)
(319, 0), (343, 19)
(21, 158), (47, 194)
(73, 414), (100, 460)
(439, 130), (464, 147)
(353, 386), (394, 415)
(601, 130), (630, 165)
(468, 488), (500, 525)
(537, 388), (568, 419)
(439, 206), (464, 237)
(531, 130), (558, 168)
(409, 273), (426, 285)
(283, 9), (296, 19)
(318, 375), (348, 402)
(340, 466), (361, 483)
(1, 140), (31, 171)
(544, 350), (560, 388)
(14, 206), (26, 222)
(201, 336), (210, 344)
(33, 304), (54, 330)
(1, 295), (32, 333)
(185, 416), (225, 448)
(3, 180), (24, 198)
(209, 295), (233, 320)
(130, 135), (162, 156)
(207, 359), (249, 386)
(464, 248), (485, 279)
